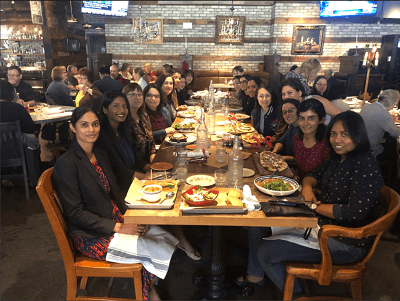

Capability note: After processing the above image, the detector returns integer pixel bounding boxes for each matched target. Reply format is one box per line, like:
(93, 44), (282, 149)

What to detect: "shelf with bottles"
(5, 53), (45, 56)
(5, 24), (43, 40)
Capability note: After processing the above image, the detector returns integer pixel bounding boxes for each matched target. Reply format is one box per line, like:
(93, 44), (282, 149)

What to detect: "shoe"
(234, 274), (268, 288)
(177, 245), (201, 261)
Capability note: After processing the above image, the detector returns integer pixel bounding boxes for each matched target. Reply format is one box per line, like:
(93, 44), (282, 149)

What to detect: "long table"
(125, 113), (317, 299)
(30, 105), (75, 124)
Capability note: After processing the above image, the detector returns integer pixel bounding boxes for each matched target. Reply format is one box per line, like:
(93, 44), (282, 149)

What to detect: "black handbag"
(261, 202), (316, 217)
(41, 123), (57, 141)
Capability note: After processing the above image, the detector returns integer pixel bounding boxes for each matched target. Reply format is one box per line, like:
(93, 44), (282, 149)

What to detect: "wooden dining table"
(125, 112), (317, 299)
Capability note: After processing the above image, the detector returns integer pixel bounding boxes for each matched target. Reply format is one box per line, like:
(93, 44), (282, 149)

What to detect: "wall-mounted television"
(81, 1), (129, 17)
(320, 1), (378, 18)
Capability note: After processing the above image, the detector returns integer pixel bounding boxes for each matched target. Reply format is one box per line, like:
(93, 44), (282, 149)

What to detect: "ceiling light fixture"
(83, 23), (92, 28)
(67, 0), (77, 23)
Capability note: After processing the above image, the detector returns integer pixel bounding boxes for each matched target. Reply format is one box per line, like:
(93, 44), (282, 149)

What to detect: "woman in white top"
(133, 67), (149, 90)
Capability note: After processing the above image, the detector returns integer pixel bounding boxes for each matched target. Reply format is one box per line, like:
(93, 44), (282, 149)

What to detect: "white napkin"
(46, 107), (63, 115)
(186, 150), (210, 158)
(242, 185), (261, 211)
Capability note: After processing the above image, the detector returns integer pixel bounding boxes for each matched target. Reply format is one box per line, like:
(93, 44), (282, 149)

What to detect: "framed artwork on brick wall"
(133, 18), (163, 44)
(291, 25), (325, 55)
(215, 16), (246, 45)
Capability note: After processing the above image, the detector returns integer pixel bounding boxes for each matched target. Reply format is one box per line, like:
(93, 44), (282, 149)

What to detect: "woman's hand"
(166, 127), (175, 134)
(114, 223), (150, 236)
(149, 153), (156, 163)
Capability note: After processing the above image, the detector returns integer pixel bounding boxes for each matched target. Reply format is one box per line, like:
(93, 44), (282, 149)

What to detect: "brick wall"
(82, 1), (400, 75)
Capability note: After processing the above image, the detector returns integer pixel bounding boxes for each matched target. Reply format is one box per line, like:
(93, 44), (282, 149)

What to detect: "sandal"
(234, 274), (268, 288)
(177, 245), (201, 261)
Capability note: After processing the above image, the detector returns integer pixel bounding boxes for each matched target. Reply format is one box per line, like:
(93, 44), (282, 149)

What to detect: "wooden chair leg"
(66, 273), (78, 301)
(79, 276), (88, 290)
(350, 278), (363, 300)
(104, 277), (115, 297)
(283, 273), (296, 301)
(133, 270), (143, 300)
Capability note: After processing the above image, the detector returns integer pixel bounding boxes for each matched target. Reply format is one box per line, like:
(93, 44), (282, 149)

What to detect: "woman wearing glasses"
(74, 67), (103, 113)
(123, 83), (156, 164)
(143, 83), (175, 145)
(251, 84), (280, 138)
(272, 98), (301, 158)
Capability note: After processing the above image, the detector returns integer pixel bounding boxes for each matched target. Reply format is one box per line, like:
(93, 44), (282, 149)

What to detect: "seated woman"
(309, 75), (329, 99)
(360, 89), (400, 158)
(133, 67), (149, 90)
(256, 111), (384, 296)
(119, 63), (132, 82)
(95, 91), (148, 191)
(46, 66), (74, 106)
(74, 67), (103, 113)
(123, 83), (156, 164)
(176, 74), (190, 106)
(251, 84), (280, 139)
(144, 63), (157, 82)
(285, 58), (321, 95)
(155, 73), (179, 122)
(272, 98), (300, 158)
(183, 69), (196, 95)
(52, 106), (179, 300)
(143, 83), (175, 145)
(293, 98), (330, 182)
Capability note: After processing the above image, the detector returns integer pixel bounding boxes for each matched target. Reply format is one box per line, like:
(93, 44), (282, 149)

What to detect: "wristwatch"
(307, 203), (318, 210)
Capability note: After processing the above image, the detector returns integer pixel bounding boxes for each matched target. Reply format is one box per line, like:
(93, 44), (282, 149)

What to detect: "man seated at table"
(65, 64), (79, 90)
(0, 97), (41, 187)
(7, 66), (36, 106)
(93, 65), (124, 93)
(110, 64), (126, 85)
(232, 66), (244, 77)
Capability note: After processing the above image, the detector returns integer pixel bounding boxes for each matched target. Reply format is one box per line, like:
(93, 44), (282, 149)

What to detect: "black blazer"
(93, 76), (124, 94)
(52, 141), (127, 239)
(95, 122), (148, 190)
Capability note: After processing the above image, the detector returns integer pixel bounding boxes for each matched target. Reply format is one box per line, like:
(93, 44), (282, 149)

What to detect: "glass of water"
(214, 169), (228, 187)
(175, 148), (188, 182)
(216, 140), (226, 163)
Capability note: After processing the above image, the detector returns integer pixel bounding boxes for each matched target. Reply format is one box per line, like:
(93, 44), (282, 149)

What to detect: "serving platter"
(235, 113), (250, 120)
(165, 134), (196, 145)
(177, 110), (196, 118)
(172, 119), (197, 132)
(254, 175), (299, 196)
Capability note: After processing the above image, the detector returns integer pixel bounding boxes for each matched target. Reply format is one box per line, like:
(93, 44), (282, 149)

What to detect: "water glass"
(35, 102), (44, 116)
(175, 148), (188, 182)
(214, 169), (228, 187)
(216, 140), (226, 163)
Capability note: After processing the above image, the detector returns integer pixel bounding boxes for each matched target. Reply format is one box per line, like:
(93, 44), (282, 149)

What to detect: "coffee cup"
(137, 184), (162, 202)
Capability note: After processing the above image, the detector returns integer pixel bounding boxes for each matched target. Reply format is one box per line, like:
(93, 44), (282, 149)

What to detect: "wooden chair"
(1, 121), (30, 200)
(283, 186), (400, 300)
(36, 167), (143, 301)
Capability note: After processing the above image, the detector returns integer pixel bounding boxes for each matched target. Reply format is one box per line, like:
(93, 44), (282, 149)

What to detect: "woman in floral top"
(123, 83), (156, 163)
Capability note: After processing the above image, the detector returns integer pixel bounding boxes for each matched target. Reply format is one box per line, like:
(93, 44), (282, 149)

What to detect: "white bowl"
(254, 176), (299, 196)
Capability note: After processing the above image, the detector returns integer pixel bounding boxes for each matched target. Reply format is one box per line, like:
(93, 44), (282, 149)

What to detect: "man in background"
(110, 64), (125, 85)
(7, 66), (36, 106)
(66, 64), (79, 88)
(93, 65), (124, 93)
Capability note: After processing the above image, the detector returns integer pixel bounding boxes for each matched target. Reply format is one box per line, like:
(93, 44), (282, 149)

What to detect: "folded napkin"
(46, 107), (63, 115)
(186, 150), (210, 158)
(242, 185), (261, 211)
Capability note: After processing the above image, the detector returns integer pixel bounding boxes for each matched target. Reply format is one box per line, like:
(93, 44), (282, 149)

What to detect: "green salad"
(258, 179), (293, 191)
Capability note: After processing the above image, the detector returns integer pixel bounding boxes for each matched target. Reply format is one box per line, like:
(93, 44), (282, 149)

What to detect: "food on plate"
(229, 104), (241, 109)
(191, 95), (202, 100)
(178, 110), (195, 117)
(143, 185), (162, 193)
(173, 122), (196, 131)
(182, 185), (219, 206)
(226, 188), (242, 205)
(256, 178), (294, 191)
(242, 133), (264, 144)
(177, 105), (188, 111)
(235, 113), (250, 119)
(143, 180), (157, 186)
(234, 123), (254, 133)
(160, 180), (177, 192)
(259, 151), (288, 171)
(170, 133), (187, 142)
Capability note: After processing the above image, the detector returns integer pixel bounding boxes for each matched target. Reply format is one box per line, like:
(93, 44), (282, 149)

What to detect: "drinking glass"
(216, 140), (226, 163)
(214, 169), (227, 187)
(35, 102), (44, 116)
(175, 148), (188, 182)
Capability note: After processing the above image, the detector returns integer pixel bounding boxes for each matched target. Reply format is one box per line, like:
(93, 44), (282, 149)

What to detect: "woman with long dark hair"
(155, 73), (179, 122)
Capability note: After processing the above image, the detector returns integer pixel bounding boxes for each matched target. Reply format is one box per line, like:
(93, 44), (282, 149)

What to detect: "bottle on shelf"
(196, 110), (209, 151)
(227, 136), (243, 189)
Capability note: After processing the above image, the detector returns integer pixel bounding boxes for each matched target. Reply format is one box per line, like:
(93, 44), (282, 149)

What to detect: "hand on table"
(114, 223), (150, 236)
(166, 127), (175, 134)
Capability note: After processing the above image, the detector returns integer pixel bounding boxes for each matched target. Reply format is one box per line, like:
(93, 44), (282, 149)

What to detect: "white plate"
(180, 201), (247, 214)
(178, 112), (196, 118)
(216, 121), (231, 126)
(165, 135), (196, 145)
(229, 107), (243, 112)
(243, 168), (255, 178)
(235, 114), (250, 120)
(254, 175), (299, 196)
(186, 175), (215, 187)
(185, 100), (197, 105)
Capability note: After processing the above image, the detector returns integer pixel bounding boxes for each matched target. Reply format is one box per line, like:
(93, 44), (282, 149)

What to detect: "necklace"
(115, 131), (119, 137)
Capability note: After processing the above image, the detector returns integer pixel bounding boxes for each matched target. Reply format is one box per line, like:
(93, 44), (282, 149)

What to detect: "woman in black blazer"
(52, 106), (179, 300)
(96, 91), (149, 191)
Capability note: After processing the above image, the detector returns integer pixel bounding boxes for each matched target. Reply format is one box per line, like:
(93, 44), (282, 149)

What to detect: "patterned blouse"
(293, 134), (330, 180)
(309, 151), (384, 248)
(131, 114), (156, 163)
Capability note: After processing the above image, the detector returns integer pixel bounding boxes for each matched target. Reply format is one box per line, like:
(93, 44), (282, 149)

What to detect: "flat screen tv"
(320, 1), (377, 18)
(81, 1), (129, 17)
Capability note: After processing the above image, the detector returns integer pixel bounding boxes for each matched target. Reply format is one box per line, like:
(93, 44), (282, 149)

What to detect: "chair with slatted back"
(283, 186), (400, 300)
(36, 167), (143, 301)
(1, 120), (30, 201)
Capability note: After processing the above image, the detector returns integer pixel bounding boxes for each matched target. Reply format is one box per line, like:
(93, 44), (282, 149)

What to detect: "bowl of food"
(254, 176), (298, 196)
(182, 185), (219, 206)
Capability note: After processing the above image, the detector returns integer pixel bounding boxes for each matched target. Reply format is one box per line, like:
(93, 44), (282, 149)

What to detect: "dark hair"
(298, 98), (326, 142)
(326, 111), (370, 158)
(155, 73), (178, 108)
(162, 64), (173, 74)
(282, 98), (301, 111)
(240, 74), (252, 82)
(232, 66), (244, 73)
(70, 105), (99, 127)
(99, 65), (110, 75)
(182, 69), (195, 86)
(67, 65), (77, 73)
(8, 66), (22, 75)
(255, 83), (278, 107)
(143, 83), (164, 111)
(1, 79), (15, 101)
(289, 65), (298, 72)
(170, 68), (181, 76)
(121, 63), (130, 72)
(77, 67), (94, 84)
(100, 91), (134, 146)
(233, 75), (242, 81)
(310, 75), (329, 98)
(122, 83), (145, 116)
(249, 76), (263, 87)
(279, 78), (306, 102)
(133, 67), (149, 84)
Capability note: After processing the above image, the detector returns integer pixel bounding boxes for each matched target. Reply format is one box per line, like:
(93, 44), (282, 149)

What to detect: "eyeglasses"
(282, 108), (296, 115)
(258, 94), (271, 99)
(146, 93), (160, 99)
(240, 80), (248, 84)
(127, 93), (143, 98)
(75, 76), (88, 80)
(7, 74), (19, 77)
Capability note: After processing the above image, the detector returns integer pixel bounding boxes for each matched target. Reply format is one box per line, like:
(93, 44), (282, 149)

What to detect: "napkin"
(242, 185), (261, 211)
(186, 150), (210, 158)
(46, 107), (63, 115)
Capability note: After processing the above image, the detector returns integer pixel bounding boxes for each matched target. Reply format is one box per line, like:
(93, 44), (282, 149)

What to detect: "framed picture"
(30, 1), (43, 25)
(291, 25), (325, 55)
(215, 16), (246, 45)
(133, 18), (163, 44)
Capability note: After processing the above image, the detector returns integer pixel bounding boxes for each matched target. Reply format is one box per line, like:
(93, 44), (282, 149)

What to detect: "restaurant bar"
(1, 1), (400, 300)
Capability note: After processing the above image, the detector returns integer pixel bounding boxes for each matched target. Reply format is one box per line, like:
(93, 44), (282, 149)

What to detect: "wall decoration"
(132, 18), (163, 44)
(30, 1), (43, 25)
(215, 16), (245, 45)
(291, 25), (325, 55)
